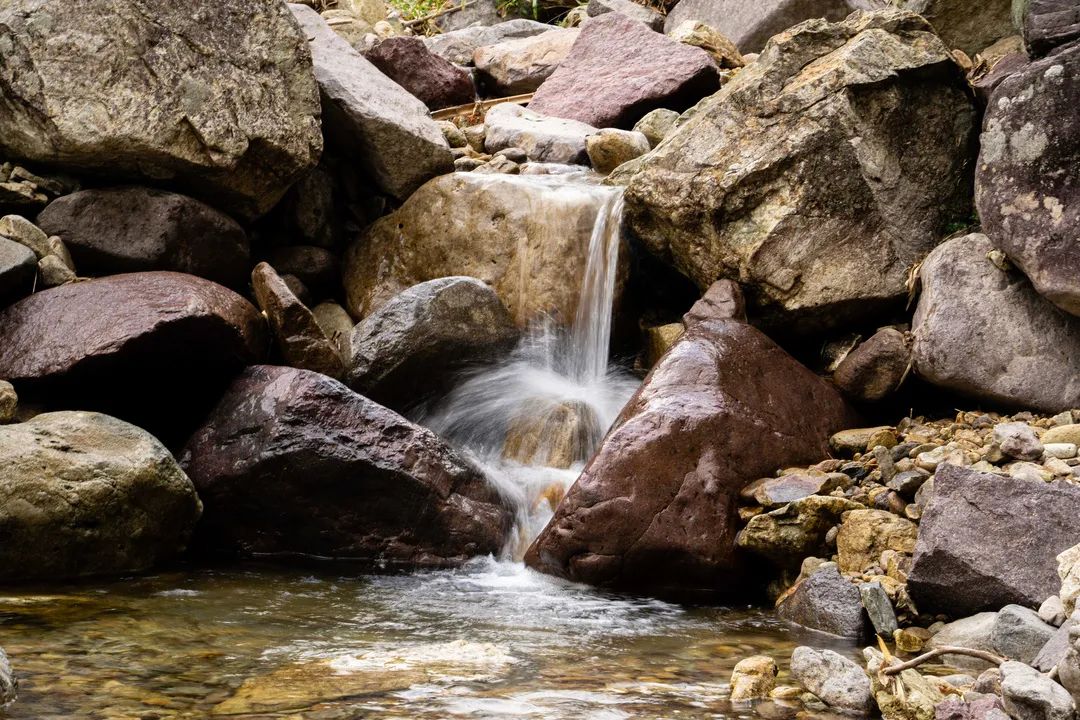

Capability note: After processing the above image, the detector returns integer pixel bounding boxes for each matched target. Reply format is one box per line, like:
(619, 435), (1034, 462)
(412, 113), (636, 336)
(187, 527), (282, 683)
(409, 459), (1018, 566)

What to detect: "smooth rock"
(833, 327), (912, 402)
(586, 129), (651, 174)
(0, 215), (48, 258)
(1018, 0), (1080, 57)
(586, 0), (664, 30)
(1033, 614), (1079, 672)
(928, 613), (999, 671)
(836, 509), (918, 575)
(1045, 426), (1080, 446)
(893, 0), (1015, 55)
(730, 655), (778, 701)
(992, 605), (1059, 664)
(424, 19), (554, 65)
(484, 103), (598, 164)
(1001, 661), (1076, 720)
(633, 108), (680, 148)
(790, 646), (873, 713)
(312, 302), (354, 361)
(363, 36), (475, 111)
(473, 29), (579, 95)
(0, 237), (35, 306)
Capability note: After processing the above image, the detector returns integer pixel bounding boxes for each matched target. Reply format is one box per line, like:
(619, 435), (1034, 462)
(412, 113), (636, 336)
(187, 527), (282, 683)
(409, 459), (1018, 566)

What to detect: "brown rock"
(503, 400), (600, 469)
(363, 36), (476, 111)
(1019, 0), (1080, 57)
(833, 327), (912, 402)
(264, 246), (340, 299)
(683, 278), (747, 327)
(668, 20), (745, 68)
(836, 509), (918, 574)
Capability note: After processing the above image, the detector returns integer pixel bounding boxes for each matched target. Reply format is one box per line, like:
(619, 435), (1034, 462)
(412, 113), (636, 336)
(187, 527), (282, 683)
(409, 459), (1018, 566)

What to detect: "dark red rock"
(364, 36), (476, 111)
(528, 12), (721, 129)
(972, 52), (1031, 105)
(833, 327), (912, 402)
(180, 365), (514, 567)
(1020, 0), (1080, 57)
(524, 317), (857, 598)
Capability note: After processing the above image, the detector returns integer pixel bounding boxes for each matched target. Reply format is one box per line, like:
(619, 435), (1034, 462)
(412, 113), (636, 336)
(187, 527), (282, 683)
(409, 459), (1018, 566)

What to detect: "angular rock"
(0, 214), (48, 258)
(523, 317), (856, 597)
(777, 564), (869, 639)
(586, 129), (651, 174)
(730, 655), (777, 701)
(836, 508), (918, 574)
(833, 327), (912, 402)
(912, 234), (1080, 413)
(994, 422), (1045, 461)
(790, 646), (874, 713)
(0, 236), (35, 307)
(935, 696), (1010, 720)
(1018, 0), (1080, 57)
(909, 464), (1080, 615)
(1041, 596), (1068, 627)
(37, 254), (74, 287)
(928, 613), (999, 670)
(1001, 661), (1076, 720)
(866, 647), (945, 720)
(1062, 545), (1080, 617)
(529, 13), (721, 129)
(36, 187), (250, 289)
(0, 381), (16, 424)
(586, 0), (664, 30)
(683, 278), (748, 326)
(668, 20), (745, 68)
(290, 5), (453, 201)
(0, 0), (322, 220)
(1061, 624), (1080, 705)
(1035, 615), (1078, 673)
(740, 472), (847, 507)
(633, 108), (680, 148)
(0, 411), (202, 580)
(975, 42), (1080, 316)
(972, 51), (1031, 105)
(893, 0), (1015, 55)
(424, 19), (555, 65)
(348, 277), (520, 411)
(625, 10), (976, 334)
(363, 37), (475, 111)
(473, 29), (579, 96)
(993, 605), (1059, 664)
(737, 495), (863, 565)
(181, 365), (513, 567)
(484, 103), (598, 164)
(861, 581), (900, 636)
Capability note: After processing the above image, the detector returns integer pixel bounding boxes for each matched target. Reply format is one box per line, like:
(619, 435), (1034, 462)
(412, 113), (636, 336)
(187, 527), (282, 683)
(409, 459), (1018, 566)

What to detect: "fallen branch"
(883, 645), (1006, 675)
(403, 0), (477, 27)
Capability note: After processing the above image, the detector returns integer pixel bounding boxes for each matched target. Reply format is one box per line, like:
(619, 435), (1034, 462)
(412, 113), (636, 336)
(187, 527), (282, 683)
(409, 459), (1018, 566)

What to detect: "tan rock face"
(892, 0), (1015, 56)
(836, 508), (917, 574)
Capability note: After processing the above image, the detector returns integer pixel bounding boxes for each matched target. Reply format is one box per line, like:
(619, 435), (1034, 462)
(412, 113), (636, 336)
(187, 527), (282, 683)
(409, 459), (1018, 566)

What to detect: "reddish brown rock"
(524, 317), (857, 598)
(364, 36), (476, 111)
(181, 365), (514, 567)
(833, 327), (912, 402)
(1020, 0), (1080, 57)
(528, 12), (721, 129)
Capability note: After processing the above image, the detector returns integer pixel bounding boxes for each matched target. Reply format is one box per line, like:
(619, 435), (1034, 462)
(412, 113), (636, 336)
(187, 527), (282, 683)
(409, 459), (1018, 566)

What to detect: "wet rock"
(586, 0), (663, 30)
(484, 104), (598, 164)
(1018, 0), (1080, 57)
(928, 613), (999, 670)
(528, 13), (720, 129)
(836, 509), (918, 575)
(290, 5), (453, 201)
(1001, 661), (1076, 720)
(861, 581), (899, 636)
(730, 655), (778, 701)
(790, 646), (873, 713)
(0, 237), (35, 307)
(37, 187), (250, 289)
(363, 37), (475, 111)
(0, 411), (201, 580)
(777, 564), (869, 639)
(0, 381), (15, 424)
(911, 234), (1080, 413)
(181, 365), (513, 566)
(0, 0), (321, 220)
(833, 327), (912, 402)
(625, 10), (976, 335)
(474, 29), (579, 95)
(892, 0), (1015, 55)
(909, 464), (1080, 615)
(683, 278), (748, 326)
(992, 605), (1059, 664)
(348, 277), (519, 411)
(737, 495), (862, 566)
(586, 129), (651, 174)
(975, 41), (1080, 317)
(424, 19), (554, 65)
(668, 20), (745, 68)
(633, 108), (680, 148)
(502, 400), (600, 469)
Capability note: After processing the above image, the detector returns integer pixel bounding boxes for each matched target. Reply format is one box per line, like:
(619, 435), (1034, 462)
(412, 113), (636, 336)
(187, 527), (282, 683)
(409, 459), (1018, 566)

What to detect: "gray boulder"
(893, 0), (1016, 55)
(1034, 614), (1079, 673)
(992, 605), (1060, 664)
(1018, 0), (1080, 57)
(1001, 661), (1076, 720)
(928, 612), (999, 671)
(789, 646), (874, 713)
(473, 29), (579, 96)
(424, 19), (554, 65)
(484, 103), (598, 164)
(0, 237), (35, 307)
(777, 564), (869, 639)
(587, 0), (664, 30)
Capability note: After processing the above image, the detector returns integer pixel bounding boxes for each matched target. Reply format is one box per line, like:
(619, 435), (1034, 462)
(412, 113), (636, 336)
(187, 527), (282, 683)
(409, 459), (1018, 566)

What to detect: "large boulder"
(0, 272), (266, 440)
(342, 173), (626, 326)
(777, 563), (870, 639)
(483, 103), (598, 164)
(523, 316), (856, 598)
(624, 10), (977, 335)
(0, 0), (322, 221)
(363, 37), (475, 111)
(1017, 0), (1080, 57)
(348, 277), (519, 412)
(528, 13), (721, 129)
(424, 19), (554, 65)
(180, 365), (514, 567)
(587, 0), (665, 30)
(289, 5), (453, 201)
(473, 29), (579, 96)
(892, 0), (1015, 55)
(911, 234), (1080, 413)
(975, 41), (1080, 316)
(0, 411), (202, 581)
(908, 464), (1080, 615)
(36, 187), (250, 289)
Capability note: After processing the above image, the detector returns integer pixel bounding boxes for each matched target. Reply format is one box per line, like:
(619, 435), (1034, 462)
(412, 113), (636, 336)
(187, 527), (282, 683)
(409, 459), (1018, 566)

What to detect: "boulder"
(523, 316), (856, 597)
(776, 564), (870, 639)
(909, 464), (1080, 615)
(911, 234), (1080, 413)
(790, 646), (874, 713)
(348, 277), (520, 411)
(586, 129), (651, 174)
(833, 327), (912, 402)
(363, 37), (475, 111)
(737, 495), (863, 566)
(0, 236), (35, 307)
(528, 13), (721, 129)
(625, 10), (976, 335)
(586, 0), (664, 30)
(0, 411), (201, 580)
(343, 173), (626, 326)
(836, 508), (918, 574)
(975, 42), (1080, 316)
(0, 272), (265, 440)
(473, 29), (579, 96)
(992, 605), (1060, 664)
(180, 365), (513, 567)
(0, 0), (321, 221)
(424, 19), (554, 65)
(1001, 661), (1076, 720)
(928, 613), (999, 670)
(633, 108), (680, 148)
(36, 187), (250, 289)
(289, 5), (453, 201)
(892, 0), (1015, 55)
(483, 103), (598, 164)
(1018, 0), (1080, 57)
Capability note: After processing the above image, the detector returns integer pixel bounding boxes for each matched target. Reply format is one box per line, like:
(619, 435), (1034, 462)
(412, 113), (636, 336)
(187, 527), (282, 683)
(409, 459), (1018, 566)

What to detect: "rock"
(252, 263), (345, 380)
(424, 19), (554, 65)
(343, 173), (626, 326)
(897, 627), (933, 653)
(866, 646), (945, 720)
(730, 655), (778, 701)
(0, 647), (13, 707)
(1041, 596), (1068, 627)
(633, 108), (680, 148)
(363, 37), (475, 111)
(0, 411), (201, 580)
(643, 323), (684, 366)
(586, 129), (651, 173)
(892, 0), (1015, 55)
(737, 495), (862, 565)
(1001, 661), (1076, 720)
(439, 121), (468, 148)
(833, 328), (912, 402)
(1061, 545), (1080, 617)
(1018, 0), (1080, 57)
(348, 277), (519, 411)
(0, 381), (17, 424)
(0, 272), (265, 440)
(975, 41), (1080, 317)
(0, 214), (49, 258)
(790, 646), (873, 713)
(528, 13), (721, 129)
(265, 246), (339, 300)
(778, 564), (868, 639)
(36, 254), (74, 287)
(909, 464), (1080, 615)
(473, 29), (579, 95)
(432, 0), (527, 32)
(586, 0), (664, 30)
(831, 426), (898, 455)
(0, 237), (35, 306)
(484, 103), (598, 164)
(181, 365), (513, 566)
(668, 20), (745, 68)
(502, 400), (600, 469)
(0, 0), (321, 221)
(928, 613), (999, 670)
(289, 5), (453, 201)
(994, 422), (1045, 461)
(911, 234), (1080, 413)
(625, 10), (975, 335)
(1061, 625), (1080, 705)
(740, 472), (847, 507)
(473, 155), (520, 175)
(524, 316), (856, 597)
(683, 278), (748, 326)
(36, 187), (250, 288)
(1046, 426), (1080, 446)
(992, 605), (1059, 664)
(935, 696), (1010, 720)
(836, 509), (918, 575)
(862, 581), (900, 636)
(972, 51), (1031, 104)
(311, 302), (355, 361)
(1033, 614), (1079, 672)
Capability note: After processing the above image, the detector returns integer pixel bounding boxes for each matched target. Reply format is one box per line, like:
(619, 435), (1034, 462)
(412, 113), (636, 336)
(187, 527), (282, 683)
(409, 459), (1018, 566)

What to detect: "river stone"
(289, 5), (453, 201)
(892, 0), (1015, 55)
(0, 236), (35, 306)
(928, 613), (1000, 670)
(836, 508), (918, 574)
(790, 646), (874, 713)
(424, 19), (554, 65)
(0, 0), (321, 221)
(633, 108), (680, 148)
(730, 655), (777, 701)
(994, 422), (1044, 461)
(911, 234), (1080, 413)
(862, 581), (900, 636)
(181, 365), (513, 567)
(586, 129), (651, 174)
(909, 464), (1080, 615)
(586, 0), (664, 30)
(777, 564), (870, 639)
(473, 29), (579, 96)
(483, 104), (598, 164)
(737, 495), (863, 566)
(524, 316), (856, 598)
(1001, 661), (1077, 720)
(833, 327), (911, 402)
(343, 173), (626, 326)
(0, 411), (202, 581)
(992, 605), (1059, 664)
(975, 42), (1080, 317)
(36, 187), (250, 289)
(348, 277), (519, 411)
(0, 272), (265, 440)
(1018, 0), (1080, 57)
(363, 37), (475, 111)
(528, 13), (721, 129)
